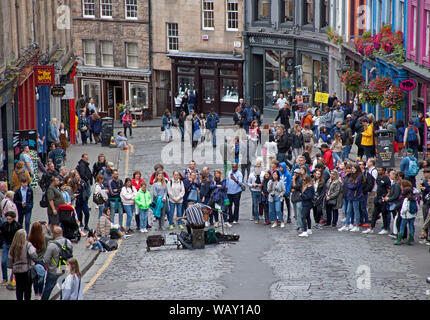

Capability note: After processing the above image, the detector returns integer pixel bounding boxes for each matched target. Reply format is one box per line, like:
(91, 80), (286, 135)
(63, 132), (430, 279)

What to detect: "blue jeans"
(407, 141), (419, 160)
(399, 218), (415, 236)
(169, 202), (183, 226)
(98, 204), (105, 219)
(342, 145), (352, 161)
(277, 152), (286, 163)
(269, 196), (283, 222)
(109, 200), (124, 227)
(33, 263), (46, 295)
(359, 194), (369, 224)
(41, 272), (61, 300)
(123, 205), (134, 229)
(1, 243), (10, 281)
(251, 191), (262, 220)
(244, 123), (250, 134)
(292, 201), (303, 228)
(188, 104), (195, 114)
(333, 152), (341, 167)
(210, 128), (217, 146)
(18, 209), (32, 234)
(164, 125), (172, 141)
(346, 200), (361, 225)
(76, 199), (90, 228)
(139, 208), (149, 229)
(180, 126), (184, 141)
(91, 242), (103, 251)
(313, 126), (319, 141)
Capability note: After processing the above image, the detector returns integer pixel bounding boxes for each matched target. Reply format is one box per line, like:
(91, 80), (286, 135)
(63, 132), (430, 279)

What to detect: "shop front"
(0, 81), (15, 182)
(342, 43), (364, 104)
(168, 52), (244, 116)
(76, 67), (151, 121)
(244, 33), (330, 112)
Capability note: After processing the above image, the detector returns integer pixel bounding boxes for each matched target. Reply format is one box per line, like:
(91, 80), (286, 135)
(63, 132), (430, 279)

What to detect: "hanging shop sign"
(400, 79), (417, 92)
(34, 65), (55, 86)
(51, 85), (66, 97)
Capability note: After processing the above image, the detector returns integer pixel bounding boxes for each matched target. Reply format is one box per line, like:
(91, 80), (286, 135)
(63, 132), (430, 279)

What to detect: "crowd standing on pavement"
(2, 93), (430, 300)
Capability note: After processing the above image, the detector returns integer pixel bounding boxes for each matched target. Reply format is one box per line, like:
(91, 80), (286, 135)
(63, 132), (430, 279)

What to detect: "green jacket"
(135, 189), (152, 210)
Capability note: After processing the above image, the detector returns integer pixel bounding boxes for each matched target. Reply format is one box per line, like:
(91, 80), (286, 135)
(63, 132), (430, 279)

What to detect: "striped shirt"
(185, 203), (209, 225)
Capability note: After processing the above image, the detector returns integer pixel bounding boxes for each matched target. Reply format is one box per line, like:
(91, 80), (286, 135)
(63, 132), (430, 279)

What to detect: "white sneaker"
(298, 231), (309, 237)
(280, 222), (285, 228)
(249, 217), (254, 221)
(306, 229), (312, 235)
(205, 221), (210, 227)
(271, 222), (277, 228)
(338, 225), (348, 232)
(341, 218), (346, 223)
(378, 229), (389, 235)
(224, 222), (232, 228)
(362, 228), (373, 234)
(142, 228), (148, 233)
(350, 226), (360, 232)
(214, 222), (219, 228)
(347, 224), (354, 231)
(233, 221), (238, 224)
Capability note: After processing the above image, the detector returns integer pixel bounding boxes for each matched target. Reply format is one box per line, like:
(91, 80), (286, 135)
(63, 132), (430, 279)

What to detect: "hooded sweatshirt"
(279, 162), (292, 196)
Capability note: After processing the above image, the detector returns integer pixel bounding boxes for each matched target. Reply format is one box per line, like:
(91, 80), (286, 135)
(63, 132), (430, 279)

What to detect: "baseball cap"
(346, 114), (352, 118)
(107, 162), (115, 169)
(294, 169), (301, 174)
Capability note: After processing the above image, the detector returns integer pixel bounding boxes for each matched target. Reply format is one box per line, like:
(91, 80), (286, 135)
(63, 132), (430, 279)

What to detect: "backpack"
(363, 169), (376, 194)
(40, 192), (48, 208)
(407, 126), (418, 142)
(406, 157), (419, 177)
(54, 150), (64, 170)
(409, 199), (418, 214)
(53, 240), (73, 268)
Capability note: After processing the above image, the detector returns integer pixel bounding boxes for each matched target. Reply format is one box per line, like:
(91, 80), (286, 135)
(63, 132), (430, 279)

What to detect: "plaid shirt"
(7, 243), (38, 274)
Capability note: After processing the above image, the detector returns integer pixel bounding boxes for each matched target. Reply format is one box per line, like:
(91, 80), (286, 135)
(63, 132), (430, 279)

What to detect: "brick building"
(72, 0), (151, 120)
(151, 0), (244, 116)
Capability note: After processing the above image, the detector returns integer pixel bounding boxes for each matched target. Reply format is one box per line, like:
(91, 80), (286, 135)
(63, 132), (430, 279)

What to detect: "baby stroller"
(58, 204), (81, 243)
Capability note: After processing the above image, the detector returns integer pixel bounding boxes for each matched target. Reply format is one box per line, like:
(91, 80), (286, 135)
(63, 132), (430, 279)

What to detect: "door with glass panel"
(201, 78), (216, 114)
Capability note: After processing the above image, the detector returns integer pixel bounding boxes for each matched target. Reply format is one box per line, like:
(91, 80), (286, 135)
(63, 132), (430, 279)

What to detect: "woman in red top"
(132, 171), (145, 231)
(122, 109), (133, 138)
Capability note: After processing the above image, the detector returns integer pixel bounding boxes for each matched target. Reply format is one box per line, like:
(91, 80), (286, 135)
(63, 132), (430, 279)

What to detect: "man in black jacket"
(77, 153), (93, 198)
(276, 127), (292, 164)
(13, 178), (34, 234)
(0, 212), (22, 285)
(39, 162), (60, 192)
(275, 103), (291, 129)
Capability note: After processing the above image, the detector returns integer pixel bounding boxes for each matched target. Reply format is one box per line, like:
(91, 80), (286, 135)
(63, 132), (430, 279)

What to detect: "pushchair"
(58, 204), (81, 243)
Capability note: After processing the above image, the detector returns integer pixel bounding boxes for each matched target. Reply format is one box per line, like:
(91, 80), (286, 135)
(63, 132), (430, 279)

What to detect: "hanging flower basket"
(359, 85), (380, 106)
(368, 77), (392, 103)
(381, 85), (405, 111)
(341, 71), (364, 93)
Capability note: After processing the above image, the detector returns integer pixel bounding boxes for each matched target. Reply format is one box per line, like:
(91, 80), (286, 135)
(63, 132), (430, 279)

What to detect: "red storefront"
(17, 68), (37, 130)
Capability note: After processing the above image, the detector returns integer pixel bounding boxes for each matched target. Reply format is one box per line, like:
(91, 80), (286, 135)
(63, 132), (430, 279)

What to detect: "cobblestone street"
(83, 127), (430, 300)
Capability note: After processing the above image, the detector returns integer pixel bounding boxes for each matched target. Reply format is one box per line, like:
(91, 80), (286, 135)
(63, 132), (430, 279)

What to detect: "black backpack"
(363, 169), (376, 194)
(54, 240), (73, 267)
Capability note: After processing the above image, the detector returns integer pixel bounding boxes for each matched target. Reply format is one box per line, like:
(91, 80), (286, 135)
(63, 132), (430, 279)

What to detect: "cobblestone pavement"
(83, 127), (430, 300)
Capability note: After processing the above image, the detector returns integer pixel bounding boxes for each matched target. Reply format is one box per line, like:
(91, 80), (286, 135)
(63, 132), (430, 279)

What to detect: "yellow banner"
(314, 92), (330, 104)
(426, 118), (430, 127)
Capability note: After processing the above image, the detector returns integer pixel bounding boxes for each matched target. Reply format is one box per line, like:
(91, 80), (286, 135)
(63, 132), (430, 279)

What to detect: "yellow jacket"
(361, 123), (374, 146)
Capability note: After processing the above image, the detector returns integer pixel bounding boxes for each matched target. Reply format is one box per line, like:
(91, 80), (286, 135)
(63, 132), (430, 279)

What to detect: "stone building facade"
(72, 0), (151, 120)
(151, 0), (244, 116)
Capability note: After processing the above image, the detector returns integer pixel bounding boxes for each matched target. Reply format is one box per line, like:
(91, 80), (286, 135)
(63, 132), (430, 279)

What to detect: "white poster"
(62, 84), (74, 100)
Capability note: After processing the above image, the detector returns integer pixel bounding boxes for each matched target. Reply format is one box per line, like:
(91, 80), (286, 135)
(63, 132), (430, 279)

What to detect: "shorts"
(48, 211), (60, 225)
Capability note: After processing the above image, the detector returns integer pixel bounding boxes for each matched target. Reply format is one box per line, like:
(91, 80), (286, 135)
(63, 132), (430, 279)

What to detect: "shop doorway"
(0, 105), (7, 175)
(200, 78), (216, 114)
(114, 86), (123, 120)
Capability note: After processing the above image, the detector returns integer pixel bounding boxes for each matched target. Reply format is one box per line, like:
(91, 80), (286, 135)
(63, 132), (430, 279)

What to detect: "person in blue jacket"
(241, 104), (255, 134)
(340, 163), (363, 232)
(279, 162), (292, 223)
(206, 109), (219, 148)
(298, 175), (315, 237)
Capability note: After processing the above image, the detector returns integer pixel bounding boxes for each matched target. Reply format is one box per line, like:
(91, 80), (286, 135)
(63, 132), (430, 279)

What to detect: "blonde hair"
(5, 191), (14, 199)
(10, 229), (27, 260)
(155, 172), (166, 186)
(67, 258), (82, 278)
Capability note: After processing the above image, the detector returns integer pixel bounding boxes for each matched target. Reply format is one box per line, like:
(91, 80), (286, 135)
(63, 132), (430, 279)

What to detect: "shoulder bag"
(26, 244), (38, 284)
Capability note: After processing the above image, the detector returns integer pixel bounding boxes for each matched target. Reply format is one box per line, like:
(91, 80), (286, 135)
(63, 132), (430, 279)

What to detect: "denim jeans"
(269, 196), (283, 222)
(1, 243), (10, 281)
(76, 199), (90, 228)
(98, 204), (105, 219)
(399, 218), (415, 236)
(343, 198), (349, 217)
(164, 126), (173, 141)
(33, 263), (46, 295)
(277, 152), (286, 163)
(347, 200), (361, 225)
(333, 152), (342, 167)
(169, 202), (183, 226)
(180, 126), (185, 141)
(188, 104), (195, 114)
(359, 194), (369, 224)
(227, 192), (242, 223)
(91, 242), (104, 251)
(41, 272), (61, 300)
(18, 209), (32, 234)
(291, 201), (303, 229)
(313, 126), (319, 141)
(407, 141), (419, 160)
(251, 191), (262, 220)
(123, 204), (134, 229)
(109, 200), (124, 227)
(342, 145), (352, 161)
(139, 208), (149, 229)
(210, 128), (217, 146)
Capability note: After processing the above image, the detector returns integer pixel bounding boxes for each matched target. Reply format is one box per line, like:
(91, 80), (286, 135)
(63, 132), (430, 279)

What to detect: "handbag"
(291, 191), (301, 203)
(26, 245), (38, 284)
(188, 187), (198, 202)
(80, 125), (88, 132)
(161, 125), (165, 132)
(327, 198), (337, 206)
(40, 193), (48, 208)
(93, 192), (106, 205)
(240, 183), (246, 192)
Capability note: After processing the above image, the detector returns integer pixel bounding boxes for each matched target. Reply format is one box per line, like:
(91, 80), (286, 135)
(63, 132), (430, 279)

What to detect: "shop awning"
(402, 61), (430, 82)
(77, 66), (151, 77)
(167, 52), (244, 61)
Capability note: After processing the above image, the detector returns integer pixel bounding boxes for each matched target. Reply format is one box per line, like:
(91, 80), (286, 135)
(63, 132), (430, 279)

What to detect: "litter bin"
(101, 117), (114, 147)
(375, 129), (395, 168)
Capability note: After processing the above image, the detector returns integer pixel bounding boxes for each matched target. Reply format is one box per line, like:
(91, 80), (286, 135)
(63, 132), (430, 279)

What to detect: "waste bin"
(101, 117), (114, 147)
(375, 129), (394, 168)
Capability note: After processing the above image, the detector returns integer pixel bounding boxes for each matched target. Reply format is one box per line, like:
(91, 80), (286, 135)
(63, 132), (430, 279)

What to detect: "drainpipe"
(15, 0), (20, 56)
(148, 0), (154, 117)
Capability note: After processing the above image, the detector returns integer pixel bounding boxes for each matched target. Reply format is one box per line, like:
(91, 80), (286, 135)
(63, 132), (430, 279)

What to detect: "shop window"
(425, 10), (430, 59)
(221, 79), (239, 102)
(413, 6), (418, 53)
(320, 0), (328, 29)
(281, 0), (294, 23)
(129, 83), (148, 109)
(126, 43), (139, 69)
(265, 69), (279, 108)
(399, 1), (405, 33)
(386, 0), (392, 25)
(167, 23), (179, 51)
(255, 0), (270, 21)
(200, 69), (215, 75)
(265, 50), (279, 69)
(83, 40), (96, 66)
(202, 0), (215, 30)
(100, 0), (113, 18)
(220, 69), (239, 76)
(125, 0), (138, 19)
(82, 80), (101, 107)
(202, 79), (216, 102)
(83, 0), (95, 17)
(303, 0), (314, 26)
(178, 76), (195, 97)
(178, 66), (195, 74)
(101, 41), (114, 67)
(226, 0), (239, 31)
(281, 51), (294, 94)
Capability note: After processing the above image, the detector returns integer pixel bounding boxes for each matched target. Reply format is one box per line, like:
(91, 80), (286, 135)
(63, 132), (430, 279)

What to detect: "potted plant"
(381, 85), (404, 111)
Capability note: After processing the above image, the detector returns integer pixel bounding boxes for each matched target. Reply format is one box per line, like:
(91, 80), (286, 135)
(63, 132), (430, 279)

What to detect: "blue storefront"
(36, 86), (51, 155)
